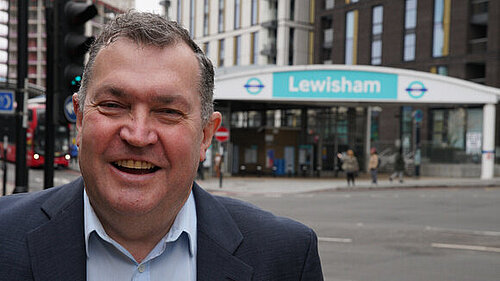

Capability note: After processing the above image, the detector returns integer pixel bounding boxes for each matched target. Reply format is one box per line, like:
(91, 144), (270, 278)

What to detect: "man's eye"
(97, 102), (126, 114)
(101, 102), (122, 108)
(156, 108), (185, 121)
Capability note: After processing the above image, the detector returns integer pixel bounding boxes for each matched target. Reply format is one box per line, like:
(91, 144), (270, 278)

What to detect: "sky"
(135, 1), (162, 13)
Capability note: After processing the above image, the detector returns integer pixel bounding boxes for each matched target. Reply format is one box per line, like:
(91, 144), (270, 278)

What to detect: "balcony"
(470, 0), (488, 25)
(468, 37), (488, 53)
(323, 28), (333, 48)
(260, 43), (276, 57)
(261, 20), (277, 29)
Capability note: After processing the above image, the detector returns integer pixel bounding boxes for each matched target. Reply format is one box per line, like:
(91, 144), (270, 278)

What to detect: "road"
(2, 166), (500, 280)
(230, 187), (500, 281)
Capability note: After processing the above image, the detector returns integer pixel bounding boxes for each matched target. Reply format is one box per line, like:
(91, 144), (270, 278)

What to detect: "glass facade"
(218, 0), (225, 32)
(251, 0), (258, 25)
(234, 35), (241, 65)
(203, 0), (210, 36)
(432, 0), (450, 57)
(404, 0), (417, 61)
(189, 0), (195, 37)
(218, 39), (225, 66)
(234, 0), (241, 29)
(250, 32), (258, 64)
(371, 6), (383, 65)
(345, 10), (358, 65)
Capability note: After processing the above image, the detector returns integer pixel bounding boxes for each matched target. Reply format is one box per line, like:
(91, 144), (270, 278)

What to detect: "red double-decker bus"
(0, 99), (70, 168)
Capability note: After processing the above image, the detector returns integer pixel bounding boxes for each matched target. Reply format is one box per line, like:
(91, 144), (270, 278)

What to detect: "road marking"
(432, 243), (500, 253)
(425, 226), (500, 237)
(319, 237), (352, 243)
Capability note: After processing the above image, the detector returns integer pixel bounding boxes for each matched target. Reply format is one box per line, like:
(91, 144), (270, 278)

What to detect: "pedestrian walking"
(389, 152), (405, 183)
(368, 147), (380, 184)
(341, 149), (359, 186)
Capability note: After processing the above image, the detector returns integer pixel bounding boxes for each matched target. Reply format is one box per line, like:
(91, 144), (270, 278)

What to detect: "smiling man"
(0, 12), (323, 280)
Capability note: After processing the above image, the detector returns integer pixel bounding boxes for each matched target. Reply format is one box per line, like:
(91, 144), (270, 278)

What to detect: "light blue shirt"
(84, 189), (197, 281)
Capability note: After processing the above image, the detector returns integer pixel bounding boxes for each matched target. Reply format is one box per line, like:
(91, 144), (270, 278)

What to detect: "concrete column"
(481, 103), (496, 179)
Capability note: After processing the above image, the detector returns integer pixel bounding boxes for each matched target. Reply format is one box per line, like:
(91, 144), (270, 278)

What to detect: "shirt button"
(138, 264), (145, 273)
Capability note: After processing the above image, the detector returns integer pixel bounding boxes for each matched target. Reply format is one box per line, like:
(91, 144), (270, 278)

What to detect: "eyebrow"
(93, 84), (192, 108)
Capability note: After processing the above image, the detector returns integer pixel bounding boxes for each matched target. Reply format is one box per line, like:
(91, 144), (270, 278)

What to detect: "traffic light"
(56, 0), (97, 123)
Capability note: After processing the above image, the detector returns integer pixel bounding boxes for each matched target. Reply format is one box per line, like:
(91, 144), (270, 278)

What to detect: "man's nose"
(119, 112), (158, 147)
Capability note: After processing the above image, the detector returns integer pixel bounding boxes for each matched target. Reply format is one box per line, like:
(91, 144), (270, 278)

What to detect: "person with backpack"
(368, 147), (380, 185)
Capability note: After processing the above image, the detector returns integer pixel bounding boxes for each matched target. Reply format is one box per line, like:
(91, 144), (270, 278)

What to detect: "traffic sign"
(0, 90), (14, 114)
(413, 109), (423, 123)
(215, 126), (229, 142)
(64, 95), (77, 123)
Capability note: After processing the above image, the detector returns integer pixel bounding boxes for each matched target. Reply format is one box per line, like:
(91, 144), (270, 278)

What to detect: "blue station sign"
(273, 70), (398, 100)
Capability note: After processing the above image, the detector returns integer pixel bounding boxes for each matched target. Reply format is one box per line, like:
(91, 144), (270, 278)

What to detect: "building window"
(345, 10), (358, 65)
(321, 15), (333, 64)
(177, 0), (182, 22)
(251, 0), (258, 25)
(203, 42), (210, 56)
(234, 35), (241, 65)
(288, 28), (294, 65)
(218, 39), (225, 67)
(250, 32), (258, 64)
(404, 0), (417, 61)
(430, 65), (448, 75)
(371, 6), (383, 65)
(203, 0), (210, 36)
(432, 0), (450, 57)
(218, 0), (225, 32)
(325, 0), (334, 9)
(234, 0), (241, 29)
(189, 0), (195, 37)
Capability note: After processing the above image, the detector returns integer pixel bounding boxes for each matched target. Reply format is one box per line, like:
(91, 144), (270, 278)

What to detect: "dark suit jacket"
(0, 177), (323, 280)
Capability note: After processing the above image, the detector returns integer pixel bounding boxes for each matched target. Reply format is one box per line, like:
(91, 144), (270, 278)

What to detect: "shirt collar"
(84, 188), (197, 258)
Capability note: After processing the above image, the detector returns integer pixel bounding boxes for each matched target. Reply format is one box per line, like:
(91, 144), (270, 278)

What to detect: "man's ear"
(200, 112), (222, 162)
(72, 93), (83, 147)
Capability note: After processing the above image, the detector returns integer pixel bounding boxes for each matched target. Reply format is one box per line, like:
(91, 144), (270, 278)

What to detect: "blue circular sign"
(244, 78), (264, 95)
(405, 81), (428, 99)
(64, 96), (77, 123)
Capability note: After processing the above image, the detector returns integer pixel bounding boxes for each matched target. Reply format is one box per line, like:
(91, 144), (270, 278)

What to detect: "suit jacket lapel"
(27, 177), (86, 281)
(193, 183), (253, 281)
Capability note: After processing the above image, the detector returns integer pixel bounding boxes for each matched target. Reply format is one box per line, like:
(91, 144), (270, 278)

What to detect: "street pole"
(2, 136), (7, 196)
(13, 0), (29, 193)
(44, 1), (55, 189)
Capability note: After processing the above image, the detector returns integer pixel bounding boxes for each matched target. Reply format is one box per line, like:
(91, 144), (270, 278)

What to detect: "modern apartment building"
(170, 0), (315, 68)
(315, 0), (500, 87)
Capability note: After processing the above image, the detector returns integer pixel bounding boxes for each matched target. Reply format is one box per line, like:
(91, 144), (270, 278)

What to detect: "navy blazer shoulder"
(0, 178), (323, 281)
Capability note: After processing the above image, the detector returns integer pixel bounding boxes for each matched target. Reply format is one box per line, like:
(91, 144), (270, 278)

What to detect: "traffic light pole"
(44, 2), (55, 189)
(13, 0), (29, 193)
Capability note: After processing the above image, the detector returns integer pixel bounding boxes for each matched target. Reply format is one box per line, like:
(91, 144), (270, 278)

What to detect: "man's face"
(74, 39), (220, 217)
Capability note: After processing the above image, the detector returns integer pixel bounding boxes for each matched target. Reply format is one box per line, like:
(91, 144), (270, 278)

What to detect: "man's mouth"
(113, 160), (159, 174)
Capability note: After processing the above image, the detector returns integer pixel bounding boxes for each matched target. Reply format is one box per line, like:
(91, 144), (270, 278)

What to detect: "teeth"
(115, 160), (155, 169)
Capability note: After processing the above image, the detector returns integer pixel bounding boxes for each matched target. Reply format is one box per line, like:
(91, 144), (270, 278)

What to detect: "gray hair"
(78, 11), (215, 125)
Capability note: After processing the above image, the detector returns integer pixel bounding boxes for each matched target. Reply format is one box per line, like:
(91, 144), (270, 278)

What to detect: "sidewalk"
(198, 174), (500, 195)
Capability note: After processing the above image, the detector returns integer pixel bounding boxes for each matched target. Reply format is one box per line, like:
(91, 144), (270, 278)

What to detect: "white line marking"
(425, 226), (500, 237)
(319, 237), (352, 243)
(432, 243), (500, 253)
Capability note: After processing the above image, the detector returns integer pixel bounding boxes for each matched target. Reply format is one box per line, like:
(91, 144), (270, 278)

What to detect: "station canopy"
(214, 65), (500, 105)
